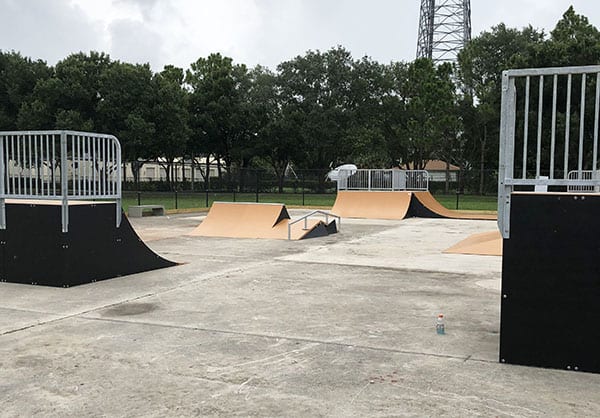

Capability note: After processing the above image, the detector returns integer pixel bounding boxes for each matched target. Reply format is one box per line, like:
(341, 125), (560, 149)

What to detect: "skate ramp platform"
(443, 230), (502, 256)
(190, 202), (338, 240)
(0, 200), (177, 287)
(331, 191), (496, 221)
(331, 191), (412, 220)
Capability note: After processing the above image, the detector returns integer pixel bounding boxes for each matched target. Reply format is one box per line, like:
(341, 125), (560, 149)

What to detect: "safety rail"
(336, 169), (429, 191)
(498, 65), (600, 238)
(567, 170), (600, 193)
(0, 130), (122, 232)
(287, 210), (340, 240)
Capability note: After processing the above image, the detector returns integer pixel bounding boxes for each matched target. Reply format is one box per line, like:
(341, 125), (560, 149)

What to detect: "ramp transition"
(331, 191), (496, 221)
(0, 200), (176, 287)
(190, 202), (338, 240)
(443, 230), (502, 256)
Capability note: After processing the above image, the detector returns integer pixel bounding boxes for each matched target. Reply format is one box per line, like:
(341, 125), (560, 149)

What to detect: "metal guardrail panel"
(337, 169), (429, 191)
(0, 130), (122, 232)
(498, 66), (600, 238)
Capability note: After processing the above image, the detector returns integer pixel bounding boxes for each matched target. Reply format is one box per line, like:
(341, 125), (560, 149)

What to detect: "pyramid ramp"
(190, 202), (337, 240)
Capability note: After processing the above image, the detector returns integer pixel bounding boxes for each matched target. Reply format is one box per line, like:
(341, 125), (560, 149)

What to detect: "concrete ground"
(1, 210), (599, 417)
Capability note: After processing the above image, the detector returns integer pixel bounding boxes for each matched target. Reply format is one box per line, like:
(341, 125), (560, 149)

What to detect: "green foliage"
(1, 6), (599, 197)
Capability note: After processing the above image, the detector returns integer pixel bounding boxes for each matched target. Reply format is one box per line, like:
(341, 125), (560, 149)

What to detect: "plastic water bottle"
(436, 314), (445, 335)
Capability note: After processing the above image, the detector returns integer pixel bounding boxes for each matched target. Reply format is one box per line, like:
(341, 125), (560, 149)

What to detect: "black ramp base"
(501, 193), (600, 373)
(405, 195), (444, 218)
(0, 202), (176, 287)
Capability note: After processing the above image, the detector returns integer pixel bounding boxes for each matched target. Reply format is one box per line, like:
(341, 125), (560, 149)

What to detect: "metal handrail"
(287, 210), (340, 240)
(0, 130), (122, 232)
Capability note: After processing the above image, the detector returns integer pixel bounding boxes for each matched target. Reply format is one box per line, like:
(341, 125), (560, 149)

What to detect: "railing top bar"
(288, 211), (340, 227)
(504, 65), (600, 77)
(0, 130), (119, 140)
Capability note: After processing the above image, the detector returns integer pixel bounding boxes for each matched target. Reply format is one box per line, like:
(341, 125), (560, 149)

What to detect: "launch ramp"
(443, 230), (502, 256)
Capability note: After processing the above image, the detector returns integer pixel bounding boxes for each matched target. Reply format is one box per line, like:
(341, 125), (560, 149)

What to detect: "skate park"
(2, 90), (600, 417)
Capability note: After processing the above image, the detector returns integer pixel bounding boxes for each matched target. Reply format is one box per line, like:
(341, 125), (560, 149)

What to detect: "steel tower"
(416, 0), (472, 63)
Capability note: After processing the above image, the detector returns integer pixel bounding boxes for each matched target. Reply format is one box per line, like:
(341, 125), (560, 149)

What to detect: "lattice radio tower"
(416, 0), (472, 63)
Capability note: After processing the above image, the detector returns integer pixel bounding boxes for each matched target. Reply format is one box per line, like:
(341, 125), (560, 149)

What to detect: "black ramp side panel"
(501, 193), (600, 373)
(405, 195), (444, 218)
(0, 202), (176, 287)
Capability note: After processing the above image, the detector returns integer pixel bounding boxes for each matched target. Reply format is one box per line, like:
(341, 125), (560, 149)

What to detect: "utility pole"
(416, 0), (472, 63)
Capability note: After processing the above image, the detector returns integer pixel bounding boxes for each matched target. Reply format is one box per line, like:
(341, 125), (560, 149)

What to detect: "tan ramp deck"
(331, 190), (496, 221)
(444, 230), (502, 256)
(331, 190), (412, 220)
(189, 202), (335, 240)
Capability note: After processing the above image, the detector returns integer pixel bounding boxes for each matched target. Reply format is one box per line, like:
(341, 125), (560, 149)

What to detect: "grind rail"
(0, 130), (122, 232)
(336, 169), (429, 191)
(288, 210), (340, 240)
(498, 65), (600, 238)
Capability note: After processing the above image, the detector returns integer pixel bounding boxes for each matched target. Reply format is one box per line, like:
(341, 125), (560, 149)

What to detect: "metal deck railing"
(336, 169), (429, 191)
(498, 65), (600, 238)
(0, 130), (122, 232)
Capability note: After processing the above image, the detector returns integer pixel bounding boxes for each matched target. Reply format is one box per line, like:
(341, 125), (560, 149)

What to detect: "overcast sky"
(0, 0), (598, 71)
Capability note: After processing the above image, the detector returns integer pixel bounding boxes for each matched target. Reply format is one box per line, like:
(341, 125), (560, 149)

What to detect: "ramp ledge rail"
(0, 130), (122, 232)
(288, 211), (340, 240)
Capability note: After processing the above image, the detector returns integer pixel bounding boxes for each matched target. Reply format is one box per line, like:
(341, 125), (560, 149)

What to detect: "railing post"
(0, 135), (5, 229)
(60, 131), (69, 233)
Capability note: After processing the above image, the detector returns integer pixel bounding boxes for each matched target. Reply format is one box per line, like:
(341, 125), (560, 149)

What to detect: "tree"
(0, 51), (51, 130)
(96, 61), (155, 185)
(17, 51), (113, 131)
(186, 53), (252, 186)
(149, 66), (190, 190)
(458, 24), (545, 192)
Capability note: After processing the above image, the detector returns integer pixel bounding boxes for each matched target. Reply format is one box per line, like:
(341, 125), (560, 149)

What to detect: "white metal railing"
(498, 65), (600, 238)
(0, 130), (122, 232)
(336, 169), (429, 191)
(567, 170), (600, 193)
(288, 210), (340, 240)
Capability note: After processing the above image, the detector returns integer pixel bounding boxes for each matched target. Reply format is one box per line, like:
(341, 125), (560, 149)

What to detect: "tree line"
(0, 6), (598, 193)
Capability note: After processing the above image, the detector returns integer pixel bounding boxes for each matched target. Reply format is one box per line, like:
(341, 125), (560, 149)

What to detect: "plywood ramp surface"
(331, 191), (412, 220)
(412, 191), (497, 220)
(190, 202), (335, 240)
(444, 230), (502, 256)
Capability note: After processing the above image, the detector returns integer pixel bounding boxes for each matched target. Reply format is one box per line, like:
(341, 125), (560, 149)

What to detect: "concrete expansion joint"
(78, 315), (494, 364)
(0, 292), (155, 338)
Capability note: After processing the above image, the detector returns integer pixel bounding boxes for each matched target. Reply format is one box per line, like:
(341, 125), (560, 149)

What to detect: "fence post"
(255, 170), (259, 203)
(175, 190), (178, 209)
(302, 173), (305, 206)
(205, 189), (209, 208)
(455, 189), (460, 210)
(233, 190), (236, 202)
(137, 191), (141, 206)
